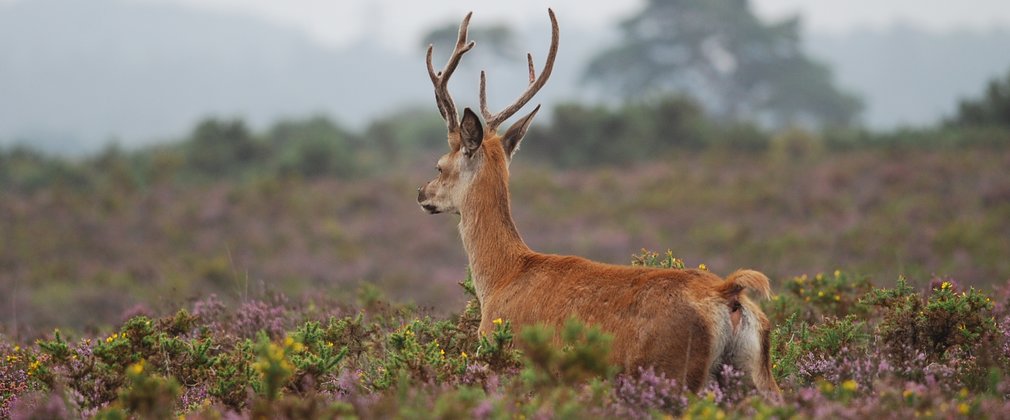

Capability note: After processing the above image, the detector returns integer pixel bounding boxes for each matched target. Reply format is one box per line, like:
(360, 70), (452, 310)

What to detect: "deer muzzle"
(417, 186), (440, 214)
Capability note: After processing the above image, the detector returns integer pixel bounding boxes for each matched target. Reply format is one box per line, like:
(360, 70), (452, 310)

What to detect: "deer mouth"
(421, 204), (441, 214)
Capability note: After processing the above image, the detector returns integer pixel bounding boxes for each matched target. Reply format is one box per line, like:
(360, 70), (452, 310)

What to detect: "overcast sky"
(3, 0), (1007, 51)
(127, 0), (1010, 52)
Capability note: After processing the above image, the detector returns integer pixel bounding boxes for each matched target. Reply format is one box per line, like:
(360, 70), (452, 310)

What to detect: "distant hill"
(2, 0), (1010, 153)
(808, 25), (1010, 129)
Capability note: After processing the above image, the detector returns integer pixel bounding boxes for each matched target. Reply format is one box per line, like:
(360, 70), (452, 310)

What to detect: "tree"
(950, 68), (1010, 127)
(185, 118), (264, 177)
(584, 0), (862, 127)
(268, 116), (358, 177)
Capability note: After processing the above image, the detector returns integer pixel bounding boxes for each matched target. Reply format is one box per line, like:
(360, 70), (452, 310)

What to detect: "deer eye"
(436, 165), (442, 173)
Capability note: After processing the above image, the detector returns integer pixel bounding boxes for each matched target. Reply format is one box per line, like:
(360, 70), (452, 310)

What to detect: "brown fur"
(420, 134), (782, 400)
(416, 10), (781, 400)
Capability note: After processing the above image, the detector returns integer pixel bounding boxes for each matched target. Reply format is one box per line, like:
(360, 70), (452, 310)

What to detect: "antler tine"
(480, 8), (559, 131)
(426, 46), (449, 121)
(479, 71), (492, 122)
(426, 12), (475, 131)
(526, 53), (535, 83)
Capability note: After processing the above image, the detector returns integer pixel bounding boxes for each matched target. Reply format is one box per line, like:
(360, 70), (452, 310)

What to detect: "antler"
(480, 8), (559, 131)
(426, 12), (476, 131)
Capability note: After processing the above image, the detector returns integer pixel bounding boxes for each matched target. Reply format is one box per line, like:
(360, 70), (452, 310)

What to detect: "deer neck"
(458, 166), (529, 305)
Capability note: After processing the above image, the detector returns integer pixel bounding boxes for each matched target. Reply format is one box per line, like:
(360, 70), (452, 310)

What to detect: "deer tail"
(718, 269), (772, 301)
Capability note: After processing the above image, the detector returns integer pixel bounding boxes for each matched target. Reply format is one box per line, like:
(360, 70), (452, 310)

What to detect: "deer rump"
(484, 258), (780, 400)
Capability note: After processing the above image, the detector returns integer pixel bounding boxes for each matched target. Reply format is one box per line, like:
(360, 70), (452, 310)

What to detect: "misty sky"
(133, 0), (1010, 52)
(2, 0), (1009, 150)
(0, 0), (975, 52)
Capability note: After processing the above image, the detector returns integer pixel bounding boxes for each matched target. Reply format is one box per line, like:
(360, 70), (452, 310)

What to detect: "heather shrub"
(5, 271), (1010, 418)
(864, 277), (998, 368)
(772, 314), (870, 384)
(608, 367), (688, 419)
(1, 342), (34, 418)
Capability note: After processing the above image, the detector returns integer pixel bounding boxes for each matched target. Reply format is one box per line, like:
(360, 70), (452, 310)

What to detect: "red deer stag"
(416, 9), (781, 400)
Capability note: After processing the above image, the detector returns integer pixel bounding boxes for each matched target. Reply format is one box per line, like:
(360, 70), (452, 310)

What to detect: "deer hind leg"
(671, 315), (717, 393)
(729, 301), (782, 402)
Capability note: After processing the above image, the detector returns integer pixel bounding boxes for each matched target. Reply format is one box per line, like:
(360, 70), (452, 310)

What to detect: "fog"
(2, 0), (1010, 152)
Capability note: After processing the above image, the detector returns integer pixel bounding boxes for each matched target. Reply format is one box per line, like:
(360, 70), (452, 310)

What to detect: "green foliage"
(269, 115), (359, 178)
(771, 311), (868, 382)
(368, 317), (462, 389)
(804, 316), (869, 357)
(209, 340), (257, 409)
(118, 361), (180, 419)
(475, 319), (522, 371)
(185, 118), (265, 177)
(524, 97), (744, 167)
(253, 333), (296, 401)
(631, 248), (686, 269)
(362, 107), (447, 163)
(950, 68), (1010, 128)
(518, 318), (615, 388)
(290, 321), (349, 378)
(864, 278), (998, 365)
(323, 313), (376, 359)
(36, 330), (71, 362)
(774, 271), (873, 322)
(770, 127), (825, 161)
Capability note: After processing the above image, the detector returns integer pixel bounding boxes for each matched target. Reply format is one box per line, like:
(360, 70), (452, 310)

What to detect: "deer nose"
(417, 186), (426, 203)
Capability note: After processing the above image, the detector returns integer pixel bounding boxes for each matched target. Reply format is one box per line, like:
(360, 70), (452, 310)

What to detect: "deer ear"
(460, 108), (484, 157)
(501, 104), (540, 158)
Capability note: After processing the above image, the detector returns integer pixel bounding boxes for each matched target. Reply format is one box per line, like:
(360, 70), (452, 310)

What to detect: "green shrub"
(863, 277), (997, 364)
(518, 318), (615, 389)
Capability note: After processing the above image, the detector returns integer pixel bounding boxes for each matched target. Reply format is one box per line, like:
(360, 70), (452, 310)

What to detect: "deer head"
(417, 9), (559, 215)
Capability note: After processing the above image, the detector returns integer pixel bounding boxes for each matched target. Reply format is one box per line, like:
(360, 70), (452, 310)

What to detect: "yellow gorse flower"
(698, 263), (708, 271)
(127, 360), (145, 376)
(492, 318), (503, 326)
(27, 359), (42, 376)
(841, 379), (858, 392)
